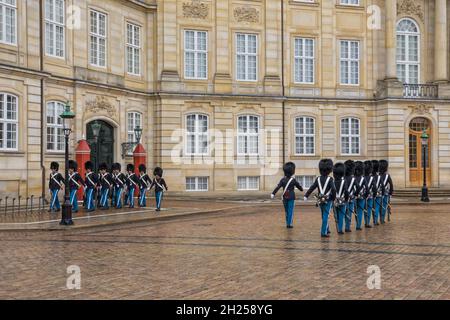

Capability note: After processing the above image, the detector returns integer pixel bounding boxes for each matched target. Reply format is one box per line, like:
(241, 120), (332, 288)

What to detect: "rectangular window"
(45, 0), (65, 57)
(0, 0), (16, 45)
(340, 40), (360, 85)
(340, 0), (360, 5)
(295, 117), (315, 155)
(294, 38), (314, 84)
(0, 93), (18, 150)
(237, 115), (259, 155)
(126, 23), (141, 75)
(296, 175), (315, 189)
(236, 33), (257, 81)
(186, 177), (209, 191)
(341, 117), (360, 155)
(127, 112), (142, 144)
(90, 10), (107, 67)
(186, 114), (208, 155)
(237, 176), (260, 191)
(46, 101), (65, 151)
(184, 30), (207, 79)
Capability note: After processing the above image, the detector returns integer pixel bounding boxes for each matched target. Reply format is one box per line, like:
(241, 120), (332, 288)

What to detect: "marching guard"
(138, 164), (152, 207)
(48, 161), (64, 213)
(112, 163), (126, 209)
(333, 163), (349, 235)
(125, 164), (139, 208)
(98, 163), (112, 210)
(84, 161), (98, 212)
(363, 160), (375, 228)
(371, 160), (384, 226)
(354, 161), (368, 230)
(344, 160), (357, 232)
(379, 160), (394, 224)
(68, 160), (84, 213)
(270, 162), (304, 229)
(304, 159), (336, 238)
(150, 167), (168, 212)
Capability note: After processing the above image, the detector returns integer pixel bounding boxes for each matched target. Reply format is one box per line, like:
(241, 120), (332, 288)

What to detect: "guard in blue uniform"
(68, 160), (84, 213)
(344, 160), (357, 232)
(48, 161), (64, 212)
(363, 160), (375, 228)
(271, 162), (304, 229)
(125, 164), (139, 208)
(99, 163), (112, 210)
(379, 160), (394, 224)
(304, 159), (336, 238)
(372, 160), (383, 226)
(150, 167), (168, 212)
(138, 164), (152, 207)
(84, 161), (98, 212)
(333, 163), (349, 235)
(112, 163), (126, 209)
(354, 161), (368, 230)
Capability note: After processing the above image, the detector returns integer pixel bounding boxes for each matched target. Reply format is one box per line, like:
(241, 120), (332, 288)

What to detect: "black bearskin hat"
(364, 160), (373, 176)
(333, 162), (345, 179)
(127, 163), (135, 172)
(379, 160), (389, 174)
(153, 166), (163, 177)
(371, 160), (380, 174)
(138, 164), (147, 173)
(50, 161), (59, 170)
(99, 162), (108, 171)
(112, 162), (121, 171)
(68, 160), (78, 171)
(85, 161), (93, 171)
(283, 162), (296, 178)
(344, 160), (355, 176)
(319, 159), (333, 176)
(354, 161), (364, 177)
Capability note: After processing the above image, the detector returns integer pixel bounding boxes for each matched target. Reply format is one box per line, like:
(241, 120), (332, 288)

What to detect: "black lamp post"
(91, 121), (102, 170)
(59, 102), (75, 225)
(120, 125), (143, 158)
(421, 129), (430, 202)
(134, 126), (143, 144)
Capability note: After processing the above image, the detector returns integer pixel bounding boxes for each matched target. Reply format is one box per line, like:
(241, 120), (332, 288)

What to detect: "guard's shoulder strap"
(348, 177), (355, 192)
(318, 176), (331, 196)
(383, 174), (389, 186)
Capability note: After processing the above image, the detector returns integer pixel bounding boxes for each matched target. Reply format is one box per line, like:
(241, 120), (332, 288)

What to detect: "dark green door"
(86, 120), (114, 171)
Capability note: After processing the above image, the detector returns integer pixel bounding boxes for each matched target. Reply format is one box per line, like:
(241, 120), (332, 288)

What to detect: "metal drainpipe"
(39, 0), (46, 201)
(281, 0), (286, 164)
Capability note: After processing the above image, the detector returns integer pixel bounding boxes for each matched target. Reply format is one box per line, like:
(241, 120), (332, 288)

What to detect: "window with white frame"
(237, 115), (259, 155)
(46, 101), (65, 152)
(126, 23), (141, 75)
(89, 10), (107, 67)
(295, 117), (315, 155)
(340, 0), (360, 5)
(186, 177), (208, 191)
(341, 117), (360, 155)
(396, 18), (420, 84)
(184, 30), (207, 79)
(0, 93), (18, 150)
(296, 175), (315, 189)
(237, 176), (260, 191)
(127, 111), (142, 144)
(186, 114), (208, 155)
(236, 33), (257, 81)
(45, 0), (65, 58)
(0, 0), (16, 45)
(294, 37), (314, 84)
(340, 40), (360, 85)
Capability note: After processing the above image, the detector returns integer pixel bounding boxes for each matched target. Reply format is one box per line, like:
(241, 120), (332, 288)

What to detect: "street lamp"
(134, 126), (143, 143)
(421, 129), (430, 202)
(121, 125), (143, 158)
(59, 101), (75, 225)
(91, 121), (101, 171)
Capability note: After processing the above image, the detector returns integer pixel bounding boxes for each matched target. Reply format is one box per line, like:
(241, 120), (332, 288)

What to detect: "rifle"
(387, 198), (392, 222)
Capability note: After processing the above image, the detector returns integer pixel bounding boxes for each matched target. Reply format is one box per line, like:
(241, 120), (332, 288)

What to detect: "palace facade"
(1, 0), (450, 197)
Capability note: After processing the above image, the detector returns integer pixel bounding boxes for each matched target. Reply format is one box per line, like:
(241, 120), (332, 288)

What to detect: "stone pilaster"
(385, 0), (397, 80)
(435, 0), (448, 82)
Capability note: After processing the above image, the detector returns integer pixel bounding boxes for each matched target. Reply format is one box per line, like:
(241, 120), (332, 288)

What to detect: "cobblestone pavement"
(0, 202), (450, 299)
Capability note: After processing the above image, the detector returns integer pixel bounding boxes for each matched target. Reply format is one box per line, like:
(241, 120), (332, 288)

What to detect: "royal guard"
(372, 160), (384, 226)
(138, 164), (152, 207)
(333, 163), (349, 235)
(379, 160), (394, 224)
(98, 163), (112, 210)
(68, 160), (84, 213)
(354, 161), (368, 231)
(112, 163), (126, 209)
(363, 160), (375, 228)
(125, 164), (139, 208)
(48, 161), (64, 213)
(344, 160), (357, 232)
(84, 161), (98, 212)
(304, 159), (336, 238)
(150, 167), (168, 212)
(270, 162), (304, 229)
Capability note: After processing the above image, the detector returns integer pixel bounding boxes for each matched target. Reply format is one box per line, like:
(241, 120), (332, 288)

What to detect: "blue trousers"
(283, 199), (295, 227)
(127, 187), (135, 208)
(49, 188), (60, 211)
(111, 186), (116, 207)
(139, 188), (147, 207)
(70, 189), (78, 212)
(346, 200), (355, 231)
(115, 187), (123, 209)
(336, 204), (347, 233)
(374, 196), (382, 224)
(100, 187), (110, 209)
(319, 201), (332, 236)
(85, 188), (95, 211)
(155, 191), (163, 209)
(381, 195), (390, 223)
(355, 198), (366, 229)
(365, 198), (374, 226)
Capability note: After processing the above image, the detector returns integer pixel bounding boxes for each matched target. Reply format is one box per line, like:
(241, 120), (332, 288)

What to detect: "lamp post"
(121, 125), (143, 158)
(91, 121), (102, 171)
(134, 126), (143, 144)
(59, 102), (75, 225)
(421, 129), (430, 202)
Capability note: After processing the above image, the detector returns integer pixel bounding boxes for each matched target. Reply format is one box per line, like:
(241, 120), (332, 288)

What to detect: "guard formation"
(47, 161), (168, 213)
(272, 159), (394, 238)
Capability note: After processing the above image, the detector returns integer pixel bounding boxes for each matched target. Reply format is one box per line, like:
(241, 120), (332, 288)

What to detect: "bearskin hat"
(138, 164), (147, 173)
(354, 161), (364, 177)
(85, 161), (93, 171)
(153, 166), (163, 177)
(333, 162), (345, 179)
(99, 162), (108, 171)
(111, 162), (121, 171)
(50, 161), (59, 170)
(364, 160), (373, 176)
(68, 160), (78, 171)
(379, 160), (389, 174)
(319, 159), (333, 176)
(126, 163), (135, 172)
(283, 162), (296, 178)
(371, 160), (380, 174)
(344, 160), (355, 176)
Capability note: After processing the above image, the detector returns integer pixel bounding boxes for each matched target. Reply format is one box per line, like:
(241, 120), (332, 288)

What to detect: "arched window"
(237, 115), (259, 155)
(46, 101), (65, 151)
(0, 93), (18, 150)
(186, 113), (208, 155)
(294, 116), (315, 155)
(397, 18), (420, 84)
(341, 117), (360, 155)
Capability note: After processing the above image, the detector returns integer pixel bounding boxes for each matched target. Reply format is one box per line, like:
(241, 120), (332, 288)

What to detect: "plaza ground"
(0, 201), (449, 299)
